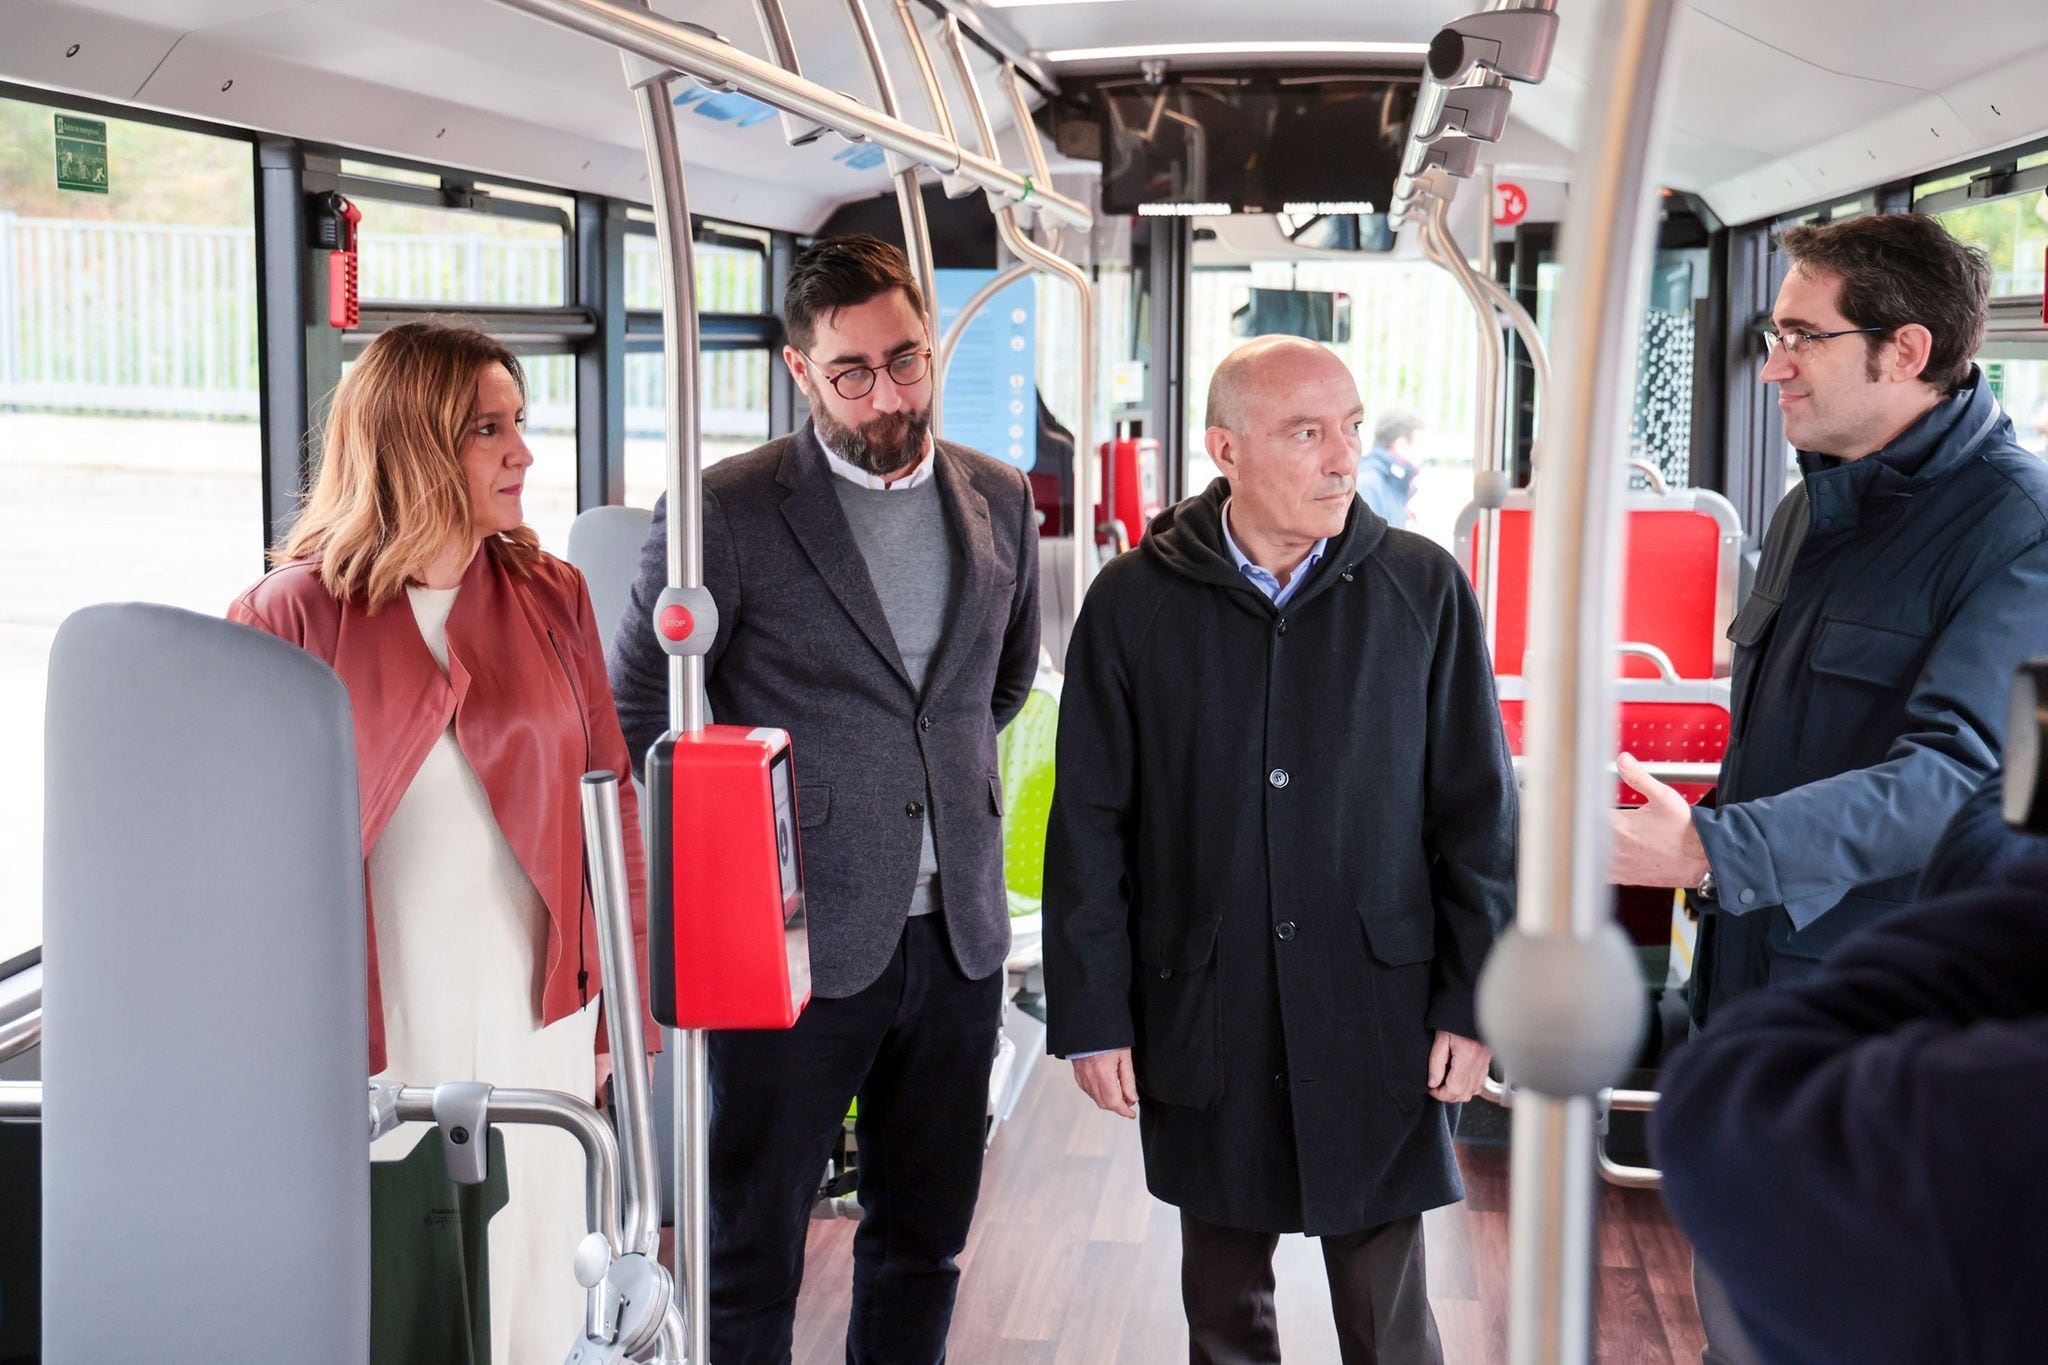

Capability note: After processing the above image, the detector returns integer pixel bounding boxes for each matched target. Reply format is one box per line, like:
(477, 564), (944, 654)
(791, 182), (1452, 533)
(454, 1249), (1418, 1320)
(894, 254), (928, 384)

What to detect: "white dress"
(367, 583), (600, 1365)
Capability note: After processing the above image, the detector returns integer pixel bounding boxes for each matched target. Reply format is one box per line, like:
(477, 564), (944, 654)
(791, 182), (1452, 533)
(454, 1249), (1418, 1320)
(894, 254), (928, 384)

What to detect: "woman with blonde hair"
(230, 319), (655, 1362)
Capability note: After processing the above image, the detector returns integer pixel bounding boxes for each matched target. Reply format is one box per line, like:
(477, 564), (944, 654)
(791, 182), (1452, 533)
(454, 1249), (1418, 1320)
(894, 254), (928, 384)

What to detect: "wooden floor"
(790, 1055), (1705, 1364)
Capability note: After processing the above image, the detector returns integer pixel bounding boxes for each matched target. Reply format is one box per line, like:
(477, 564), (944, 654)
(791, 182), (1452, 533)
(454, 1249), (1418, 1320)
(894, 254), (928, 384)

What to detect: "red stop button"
(659, 605), (694, 642)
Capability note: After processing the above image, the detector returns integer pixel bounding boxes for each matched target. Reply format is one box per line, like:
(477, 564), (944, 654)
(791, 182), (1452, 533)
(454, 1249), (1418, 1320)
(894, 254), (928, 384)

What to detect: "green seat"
(996, 666), (1061, 921)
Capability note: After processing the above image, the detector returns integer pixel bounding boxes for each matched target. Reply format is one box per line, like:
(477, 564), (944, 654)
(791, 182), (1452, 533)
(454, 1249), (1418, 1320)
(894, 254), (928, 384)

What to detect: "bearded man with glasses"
(611, 234), (1040, 1365)
(1606, 212), (2048, 1364)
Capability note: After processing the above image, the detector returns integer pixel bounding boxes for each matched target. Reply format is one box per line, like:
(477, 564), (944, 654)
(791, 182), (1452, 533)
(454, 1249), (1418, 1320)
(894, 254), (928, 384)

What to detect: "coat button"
(1272, 1071), (1288, 1090)
(919, 715), (933, 732)
(1269, 768), (1290, 789)
(906, 801), (924, 818)
(1276, 618), (1288, 636)
(1738, 888), (1756, 905)
(1159, 966), (1174, 980)
(1275, 921), (1297, 941)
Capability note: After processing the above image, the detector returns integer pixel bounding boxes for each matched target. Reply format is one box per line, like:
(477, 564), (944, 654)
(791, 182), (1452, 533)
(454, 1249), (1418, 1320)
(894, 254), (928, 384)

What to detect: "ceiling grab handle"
(936, 19), (1098, 607)
(1418, 221), (1551, 453)
(889, 0), (979, 199)
(998, 64), (1062, 256)
(1473, 2), (1682, 1364)
(489, 0), (1090, 230)
(621, 12), (710, 1361)
(1424, 194), (1509, 653)
(747, 0), (833, 147)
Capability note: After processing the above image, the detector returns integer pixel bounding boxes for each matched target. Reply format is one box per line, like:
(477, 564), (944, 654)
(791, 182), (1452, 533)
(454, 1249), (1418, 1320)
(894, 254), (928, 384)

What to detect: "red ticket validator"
(647, 725), (812, 1029)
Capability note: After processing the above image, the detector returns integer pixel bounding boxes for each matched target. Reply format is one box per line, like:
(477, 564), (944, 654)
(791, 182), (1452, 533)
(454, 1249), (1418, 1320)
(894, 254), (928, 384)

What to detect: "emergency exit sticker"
(54, 115), (108, 195)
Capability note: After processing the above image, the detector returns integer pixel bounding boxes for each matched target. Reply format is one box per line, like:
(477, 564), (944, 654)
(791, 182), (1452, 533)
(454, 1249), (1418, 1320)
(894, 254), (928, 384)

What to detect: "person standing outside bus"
(1607, 212), (2048, 1364)
(1045, 336), (1515, 1363)
(1359, 406), (1426, 527)
(609, 235), (1040, 1365)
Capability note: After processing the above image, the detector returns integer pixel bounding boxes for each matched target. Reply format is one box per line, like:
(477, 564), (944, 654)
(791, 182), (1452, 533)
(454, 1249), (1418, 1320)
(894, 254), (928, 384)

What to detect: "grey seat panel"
(567, 505), (681, 1226)
(568, 504), (655, 649)
(42, 604), (369, 1364)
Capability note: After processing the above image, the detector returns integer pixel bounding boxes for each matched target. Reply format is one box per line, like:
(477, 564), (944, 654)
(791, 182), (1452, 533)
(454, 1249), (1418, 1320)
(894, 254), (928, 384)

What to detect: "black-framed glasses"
(803, 347), (933, 400)
(1757, 325), (1887, 357)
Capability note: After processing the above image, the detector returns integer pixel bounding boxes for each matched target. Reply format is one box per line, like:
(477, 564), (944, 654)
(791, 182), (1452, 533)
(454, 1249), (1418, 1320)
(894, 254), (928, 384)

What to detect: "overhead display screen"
(1095, 76), (1419, 220)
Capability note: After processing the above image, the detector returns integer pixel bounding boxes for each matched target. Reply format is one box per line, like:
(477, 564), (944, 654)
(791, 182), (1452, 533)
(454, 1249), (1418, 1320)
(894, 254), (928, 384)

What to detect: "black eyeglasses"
(1757, 325), (1887, 357)
(803, 348), (933, 400)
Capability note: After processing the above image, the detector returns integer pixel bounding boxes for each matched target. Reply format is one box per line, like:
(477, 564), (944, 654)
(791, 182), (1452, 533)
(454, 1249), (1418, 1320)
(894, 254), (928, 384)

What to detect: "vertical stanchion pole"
(1474, 1), (1681, 1363)
(623, 26), (710, 1361)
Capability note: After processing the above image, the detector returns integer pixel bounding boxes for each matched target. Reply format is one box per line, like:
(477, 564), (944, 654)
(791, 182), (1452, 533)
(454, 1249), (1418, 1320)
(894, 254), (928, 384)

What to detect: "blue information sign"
(934, 269), (1037, 471)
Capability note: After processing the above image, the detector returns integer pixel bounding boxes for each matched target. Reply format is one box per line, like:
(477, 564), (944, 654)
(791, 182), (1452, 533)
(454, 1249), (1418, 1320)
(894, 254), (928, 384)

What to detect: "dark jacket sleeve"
(1419, 568), (1517, 1039)
(608, 489), (743, 770)
(1652, 872), (2048, 1364)
(1917, 763), (2048, 898)
(991, 468), (1042, 732)
(1694, 537), (2048, 929)
(1041, 579), (1143, 1058)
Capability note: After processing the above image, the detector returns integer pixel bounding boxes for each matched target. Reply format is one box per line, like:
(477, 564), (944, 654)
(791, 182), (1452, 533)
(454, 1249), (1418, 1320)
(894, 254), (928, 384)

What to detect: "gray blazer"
(609, 425), (1042, 996)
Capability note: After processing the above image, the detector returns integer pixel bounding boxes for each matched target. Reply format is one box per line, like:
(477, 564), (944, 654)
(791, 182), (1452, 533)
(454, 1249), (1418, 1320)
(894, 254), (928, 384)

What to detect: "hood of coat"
(1140, 476), (1388, 610)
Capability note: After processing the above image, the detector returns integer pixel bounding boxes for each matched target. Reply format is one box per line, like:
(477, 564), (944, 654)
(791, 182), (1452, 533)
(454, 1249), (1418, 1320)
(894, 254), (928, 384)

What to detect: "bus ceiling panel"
(1, 0), (190, 106)
(1695, 36), (2048, 226)
(106, 12), (875, 229)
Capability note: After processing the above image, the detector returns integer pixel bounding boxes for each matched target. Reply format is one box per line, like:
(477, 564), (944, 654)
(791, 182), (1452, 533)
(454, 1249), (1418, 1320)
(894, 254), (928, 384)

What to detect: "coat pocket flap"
(797, 784), (831, 829)
(1811, 618), (1927, 687)
(1137, 914), (1223, 974)
(1362, 914), (1436, 967)
(1726, 593), (1778, 648)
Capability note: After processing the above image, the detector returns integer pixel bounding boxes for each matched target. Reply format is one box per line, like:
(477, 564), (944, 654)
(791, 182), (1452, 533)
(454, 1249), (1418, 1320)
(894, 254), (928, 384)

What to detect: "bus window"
(0, 95), (263, 962)
(1983, 360), (2048, 456)
(352, 182), (570, 308)
(1185, 237), (1481, 549)
(1929, 191), (2048, 300)
(519, 353), (579, 555)
(622, 348), (773, 508)
(622, 229), (774, 506)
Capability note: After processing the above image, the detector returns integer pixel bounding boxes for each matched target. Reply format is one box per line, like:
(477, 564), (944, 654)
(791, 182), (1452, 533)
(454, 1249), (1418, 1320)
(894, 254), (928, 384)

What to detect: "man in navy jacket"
(1610, 213), (2048, 1020)
(1653, 860), (2048, 1364)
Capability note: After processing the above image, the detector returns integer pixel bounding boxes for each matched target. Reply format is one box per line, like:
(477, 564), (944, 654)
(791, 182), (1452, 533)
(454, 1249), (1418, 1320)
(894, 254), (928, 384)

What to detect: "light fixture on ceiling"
(1042, 40), (1430, 64)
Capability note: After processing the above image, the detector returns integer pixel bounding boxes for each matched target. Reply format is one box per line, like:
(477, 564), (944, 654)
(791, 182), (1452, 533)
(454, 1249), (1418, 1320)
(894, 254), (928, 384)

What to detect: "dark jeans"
(707, 915), (1004, 1365)
(1180, 1208), (1442, 1365)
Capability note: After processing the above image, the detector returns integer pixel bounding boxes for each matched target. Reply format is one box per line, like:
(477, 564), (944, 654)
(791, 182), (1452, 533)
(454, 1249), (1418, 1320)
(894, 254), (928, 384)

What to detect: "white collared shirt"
(1221, 499), (1327, 608)
(817, 423), (936, 491)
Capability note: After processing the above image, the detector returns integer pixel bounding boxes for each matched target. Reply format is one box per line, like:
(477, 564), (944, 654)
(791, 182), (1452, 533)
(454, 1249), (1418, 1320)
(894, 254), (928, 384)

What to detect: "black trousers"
(1180, 1208), (1442, 1365)
(707, 914), (1004, 1365)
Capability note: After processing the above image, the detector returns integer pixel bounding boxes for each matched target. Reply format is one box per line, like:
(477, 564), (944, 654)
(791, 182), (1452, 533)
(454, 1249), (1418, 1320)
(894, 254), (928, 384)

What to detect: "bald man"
(1044, 337), (1516, 1363)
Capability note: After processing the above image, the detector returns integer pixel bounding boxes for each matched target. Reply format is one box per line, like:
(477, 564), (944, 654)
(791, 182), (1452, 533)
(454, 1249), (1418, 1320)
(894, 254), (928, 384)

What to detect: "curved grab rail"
(1615, 641), (1680, 684)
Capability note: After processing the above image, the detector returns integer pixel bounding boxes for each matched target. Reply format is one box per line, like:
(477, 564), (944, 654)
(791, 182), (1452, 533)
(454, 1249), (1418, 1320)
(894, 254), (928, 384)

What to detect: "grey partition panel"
(568, 504), (679, 1227)
(41, 605), (370, 1364)
(568, 504), (655, 649)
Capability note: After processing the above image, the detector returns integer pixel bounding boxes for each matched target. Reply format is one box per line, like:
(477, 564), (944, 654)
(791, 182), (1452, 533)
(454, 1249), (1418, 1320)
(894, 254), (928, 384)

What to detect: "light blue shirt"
(1221, 500), (1327, 608)
(1063, 500), (1330, 1063)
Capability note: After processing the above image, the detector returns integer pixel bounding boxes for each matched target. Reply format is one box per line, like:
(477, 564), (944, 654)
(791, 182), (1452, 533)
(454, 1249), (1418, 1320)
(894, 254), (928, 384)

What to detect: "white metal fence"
(0, 212), (769, 438)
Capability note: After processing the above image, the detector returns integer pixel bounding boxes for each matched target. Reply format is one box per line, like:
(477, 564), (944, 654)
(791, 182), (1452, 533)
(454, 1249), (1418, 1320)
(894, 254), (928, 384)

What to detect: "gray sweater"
(833, 474), (958, 915)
